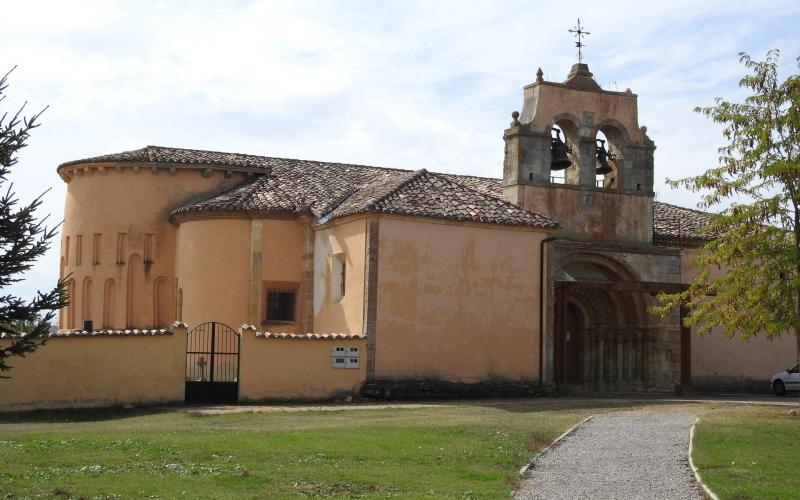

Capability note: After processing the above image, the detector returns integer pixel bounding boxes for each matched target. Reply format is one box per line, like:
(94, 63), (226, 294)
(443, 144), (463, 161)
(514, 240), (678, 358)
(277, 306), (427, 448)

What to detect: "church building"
(46, 61), (796, 404)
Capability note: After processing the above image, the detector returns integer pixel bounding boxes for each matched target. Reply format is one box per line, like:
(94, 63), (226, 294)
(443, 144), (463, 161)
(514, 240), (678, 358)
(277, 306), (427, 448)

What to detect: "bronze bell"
(550, 128), (572, 171)
(595, 138), (614, 175)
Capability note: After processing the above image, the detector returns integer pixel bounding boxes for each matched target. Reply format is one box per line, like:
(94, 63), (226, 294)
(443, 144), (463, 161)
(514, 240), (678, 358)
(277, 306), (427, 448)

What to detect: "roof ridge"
(144, 144), (417, 173)
(424, 170), (558, 223)
(367, 169), (428, 210)
(653, 200), (712, 216)
(318, 169), (420, 220)
(145, 144), (283, 160)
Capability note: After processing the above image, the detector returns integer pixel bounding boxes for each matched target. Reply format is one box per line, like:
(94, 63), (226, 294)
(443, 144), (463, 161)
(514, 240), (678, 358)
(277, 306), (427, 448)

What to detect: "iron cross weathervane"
(568, 19), (590, 62)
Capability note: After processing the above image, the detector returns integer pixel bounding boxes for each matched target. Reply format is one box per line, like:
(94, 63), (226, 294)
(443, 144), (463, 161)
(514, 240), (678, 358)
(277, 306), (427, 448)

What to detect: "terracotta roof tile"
(166, 149), (556, 228)
(62, 145), (713, 239)
(325, 169), (558, 228)
(58, 145), (276, 170)
(653, 201), (714, 244)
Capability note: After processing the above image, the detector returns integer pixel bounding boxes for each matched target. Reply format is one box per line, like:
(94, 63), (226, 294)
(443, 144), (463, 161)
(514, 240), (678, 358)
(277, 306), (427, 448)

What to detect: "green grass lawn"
(5, 399), (793, 499)
(692, 403), (800, 500)
(0, 400), (636, 499)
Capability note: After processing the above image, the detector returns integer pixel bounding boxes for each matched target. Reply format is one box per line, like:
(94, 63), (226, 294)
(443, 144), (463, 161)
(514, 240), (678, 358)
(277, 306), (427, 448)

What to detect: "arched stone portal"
(553, 253), (685, 393)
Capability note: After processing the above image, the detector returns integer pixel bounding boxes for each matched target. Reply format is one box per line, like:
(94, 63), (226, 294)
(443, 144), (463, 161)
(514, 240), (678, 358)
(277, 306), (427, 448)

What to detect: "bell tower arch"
(502, 63), (656, 243)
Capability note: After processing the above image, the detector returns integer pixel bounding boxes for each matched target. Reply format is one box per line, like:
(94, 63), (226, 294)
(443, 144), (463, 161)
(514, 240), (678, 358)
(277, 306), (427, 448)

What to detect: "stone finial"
(511, 111), (520, 126)
(563, 63), (601, 91)
(536, 67), (544, 83)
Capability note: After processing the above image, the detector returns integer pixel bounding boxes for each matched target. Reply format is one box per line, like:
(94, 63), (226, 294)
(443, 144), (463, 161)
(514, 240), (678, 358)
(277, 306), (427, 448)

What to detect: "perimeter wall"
(0, 327), (187, 412)
(682, 247), (799, 392)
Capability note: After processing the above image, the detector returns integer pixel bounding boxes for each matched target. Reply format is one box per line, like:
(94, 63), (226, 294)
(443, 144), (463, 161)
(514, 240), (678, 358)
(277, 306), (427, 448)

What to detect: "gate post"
(171, 321), (189, 402)
(238, 324), (256, 403)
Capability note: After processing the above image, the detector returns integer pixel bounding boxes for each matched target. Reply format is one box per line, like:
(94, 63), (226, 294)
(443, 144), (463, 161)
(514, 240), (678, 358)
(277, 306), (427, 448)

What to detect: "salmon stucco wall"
(262, 219), (303, 283)
(238, 332), (366, 401)
(176, 218), (251, 329)
(255, 218), (304, 333)
(374, 217), (547, 382)
(681, 247), (799, 392)
(313, 218), (367, 335)
(59, 165), (247, 330)
(0, 330), (186, 412)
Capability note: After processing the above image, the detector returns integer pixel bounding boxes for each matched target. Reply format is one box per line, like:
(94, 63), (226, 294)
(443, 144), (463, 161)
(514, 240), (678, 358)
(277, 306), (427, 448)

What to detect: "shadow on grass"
(0, 395), (702, 425)
(0, 404), (177, 424)
(480, 397), (698, 414)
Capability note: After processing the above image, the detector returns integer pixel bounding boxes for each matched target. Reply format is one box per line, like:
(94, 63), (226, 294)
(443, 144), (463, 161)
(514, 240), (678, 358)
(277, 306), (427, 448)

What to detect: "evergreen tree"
(0, 67), (67, 376)
(656, 50), (800, 353)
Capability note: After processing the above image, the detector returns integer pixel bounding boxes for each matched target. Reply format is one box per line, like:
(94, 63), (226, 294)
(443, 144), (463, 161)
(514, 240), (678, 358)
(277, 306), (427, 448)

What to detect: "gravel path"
(515, 411), (704, 499)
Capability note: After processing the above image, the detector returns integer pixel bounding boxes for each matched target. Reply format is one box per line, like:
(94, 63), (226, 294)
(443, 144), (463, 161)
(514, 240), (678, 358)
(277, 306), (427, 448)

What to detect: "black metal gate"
(185, 322), (240, 404)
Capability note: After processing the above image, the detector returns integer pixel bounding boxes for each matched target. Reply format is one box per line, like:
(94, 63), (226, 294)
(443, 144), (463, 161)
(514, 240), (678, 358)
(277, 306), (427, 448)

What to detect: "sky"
(2, 0), (799, 300)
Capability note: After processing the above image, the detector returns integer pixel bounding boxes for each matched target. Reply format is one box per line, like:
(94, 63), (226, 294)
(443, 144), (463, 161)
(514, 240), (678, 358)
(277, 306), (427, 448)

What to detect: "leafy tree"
(0, 67), (67, 376)
(656, 50), (800, 352)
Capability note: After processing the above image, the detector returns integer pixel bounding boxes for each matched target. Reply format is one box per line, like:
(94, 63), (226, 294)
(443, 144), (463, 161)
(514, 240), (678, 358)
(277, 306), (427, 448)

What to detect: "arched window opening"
(549, 124), (570, 184)
(595, 130), (614, 187)
(153, 277), (170, 327)
(177, 288), (183, 322)
(103, 279), (116, 329)
(58, 257), (66, 330)
(81, 277), (93, 329)
(551, 117), (580, 185)
(65, 279), (76, 330)
(126, 253), (144, 328)
(595, 123), (627, 190)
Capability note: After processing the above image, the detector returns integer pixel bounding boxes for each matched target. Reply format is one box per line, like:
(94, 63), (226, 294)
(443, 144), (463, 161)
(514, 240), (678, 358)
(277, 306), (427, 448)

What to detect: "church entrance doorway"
(185, 322), (240, 404)
(562, 303), (584, 384)
(553, 277), (689, 394)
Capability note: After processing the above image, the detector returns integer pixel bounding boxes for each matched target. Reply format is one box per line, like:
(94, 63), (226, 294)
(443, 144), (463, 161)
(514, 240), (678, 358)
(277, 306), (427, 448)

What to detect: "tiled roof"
(62, 145), (713, 239)
(326, 169), (558, 228)
(58, 145), (276, 170)
(172, 158), (402, 217)
(653, 201), (714, 244)
(170, 152), (557, 228)
(254, 332), (364, 340)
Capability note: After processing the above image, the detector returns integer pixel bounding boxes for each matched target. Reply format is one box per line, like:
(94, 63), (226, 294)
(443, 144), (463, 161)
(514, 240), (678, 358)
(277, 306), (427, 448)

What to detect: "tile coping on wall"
(239, 324), (364, 340)
(0, 322), (189, 339)
(252, 332), (365, 340)
(50, 329), (173, 337)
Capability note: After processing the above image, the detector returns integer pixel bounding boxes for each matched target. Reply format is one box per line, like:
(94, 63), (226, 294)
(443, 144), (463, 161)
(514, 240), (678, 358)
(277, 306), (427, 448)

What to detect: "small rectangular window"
(93, 233), (102, 265)
(332, 253), (346, 301)
(266, 288), (295, 322)
(116, 233), (127, 264)
(144, 233), (155, 263)
(65, 236), (71, 266)
(75, 235), (83, 266)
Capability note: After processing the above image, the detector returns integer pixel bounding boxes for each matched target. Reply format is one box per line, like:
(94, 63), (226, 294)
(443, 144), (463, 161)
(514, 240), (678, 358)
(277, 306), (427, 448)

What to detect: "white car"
(771, 362), (800, 396)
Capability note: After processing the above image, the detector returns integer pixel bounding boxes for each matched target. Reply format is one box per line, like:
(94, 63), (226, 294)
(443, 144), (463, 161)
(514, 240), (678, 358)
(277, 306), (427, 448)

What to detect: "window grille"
(267, 288), (295, 322)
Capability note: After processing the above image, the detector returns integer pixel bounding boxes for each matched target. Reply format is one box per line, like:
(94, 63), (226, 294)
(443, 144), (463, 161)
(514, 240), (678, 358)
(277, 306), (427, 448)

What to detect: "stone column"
(363, 218), (380, 380)
(298, 218), (314, 334)
(247, 220), (263, 326)
(577, 137), (598, 187)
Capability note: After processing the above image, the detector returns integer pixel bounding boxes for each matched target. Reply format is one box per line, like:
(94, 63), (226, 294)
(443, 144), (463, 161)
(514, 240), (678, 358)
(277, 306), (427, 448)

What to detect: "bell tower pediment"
(502, 61), (656, 244)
